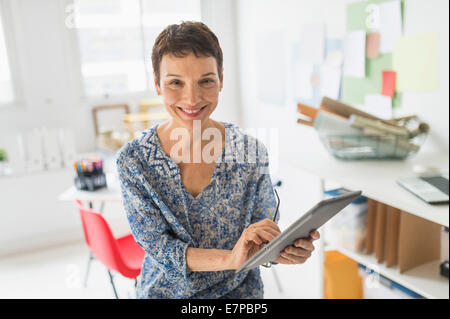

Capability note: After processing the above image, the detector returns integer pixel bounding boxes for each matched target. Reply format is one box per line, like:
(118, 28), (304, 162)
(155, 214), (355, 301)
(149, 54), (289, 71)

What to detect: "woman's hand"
(226, 219), (281, 270)
(274, 230), (320, 265)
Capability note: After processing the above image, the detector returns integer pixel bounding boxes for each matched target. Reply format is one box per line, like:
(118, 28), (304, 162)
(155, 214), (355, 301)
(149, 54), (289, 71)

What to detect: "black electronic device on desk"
(440, 261), (449, 278)
(397, 173), (449, 205)
(73, 156), (107, 191)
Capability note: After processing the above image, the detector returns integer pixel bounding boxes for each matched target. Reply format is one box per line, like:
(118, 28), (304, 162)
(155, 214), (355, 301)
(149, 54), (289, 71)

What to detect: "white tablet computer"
(235, 190), (362, 275)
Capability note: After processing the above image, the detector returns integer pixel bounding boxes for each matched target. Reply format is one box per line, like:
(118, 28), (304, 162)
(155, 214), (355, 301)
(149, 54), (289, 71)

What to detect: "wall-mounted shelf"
(285, 126), (449, 227)
(329, 245), (448, 299)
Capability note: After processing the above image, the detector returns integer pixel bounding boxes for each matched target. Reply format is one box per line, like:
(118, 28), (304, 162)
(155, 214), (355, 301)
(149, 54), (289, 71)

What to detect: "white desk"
(58, 173), (122, 213)
(284, 125), (449, 299)
(58, 173), (122, 203)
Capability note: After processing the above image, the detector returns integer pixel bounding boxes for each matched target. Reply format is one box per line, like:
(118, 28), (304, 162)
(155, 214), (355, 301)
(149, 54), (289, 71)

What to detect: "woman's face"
(155, 52), (223, 129)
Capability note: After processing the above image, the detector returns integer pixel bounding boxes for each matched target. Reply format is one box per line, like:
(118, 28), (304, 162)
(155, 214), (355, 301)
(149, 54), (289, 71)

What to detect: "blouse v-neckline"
(152, 123), (229, 201)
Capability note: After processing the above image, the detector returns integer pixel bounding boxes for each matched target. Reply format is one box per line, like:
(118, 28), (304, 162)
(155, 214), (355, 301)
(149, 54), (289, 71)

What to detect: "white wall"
(201, 0), (243, 126)
(397, 0), (449, 152)
(236, 0), (449, 160)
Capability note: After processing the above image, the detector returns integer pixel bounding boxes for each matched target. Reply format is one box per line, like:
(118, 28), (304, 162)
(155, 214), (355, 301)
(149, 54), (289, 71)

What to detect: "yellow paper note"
(393, 33), (439, 92)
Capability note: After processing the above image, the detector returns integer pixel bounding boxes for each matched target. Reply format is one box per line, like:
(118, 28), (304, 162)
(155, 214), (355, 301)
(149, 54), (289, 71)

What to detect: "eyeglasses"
(273, 188), (280, 221)
(268, 188), (281, 222)
(262, 188), (280, 269)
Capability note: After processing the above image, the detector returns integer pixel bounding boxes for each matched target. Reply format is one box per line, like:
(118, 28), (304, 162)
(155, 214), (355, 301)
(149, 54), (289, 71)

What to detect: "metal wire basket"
(319, 132), (427, 160)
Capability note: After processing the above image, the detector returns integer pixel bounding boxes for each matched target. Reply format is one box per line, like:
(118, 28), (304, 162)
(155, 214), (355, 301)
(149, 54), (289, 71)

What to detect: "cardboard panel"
(374, 202), (387, 263)
(398, 211), (441, 273)
(365, 198), (377, 254)
(384, 206), (401, 267)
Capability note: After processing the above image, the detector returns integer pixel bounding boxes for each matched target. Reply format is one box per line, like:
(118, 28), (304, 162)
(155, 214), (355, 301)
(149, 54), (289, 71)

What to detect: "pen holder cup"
(74, 172), (107, 191)
(319, 132), (427, 160)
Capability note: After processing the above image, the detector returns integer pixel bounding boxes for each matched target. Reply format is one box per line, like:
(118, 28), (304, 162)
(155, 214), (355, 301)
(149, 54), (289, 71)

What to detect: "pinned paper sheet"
(320, 65), (342, 100)
(393, 33), (439, 92)
(300, 23), (325, 65)
(26, 129), (44, 172)
(58, 128), (77, 168)
(363, 94), (392, 120)
(326, 50), (343, 68)
(256, 31), (285, 105)
(343, 30), (366, 78)
(366, 32), (380, 59)
(41, 127), (61, 169)
(311, 72), (321, 88)
(382, 71), (396, 98)
(294, 62), (314, 100)
(379, 0), (403, 54)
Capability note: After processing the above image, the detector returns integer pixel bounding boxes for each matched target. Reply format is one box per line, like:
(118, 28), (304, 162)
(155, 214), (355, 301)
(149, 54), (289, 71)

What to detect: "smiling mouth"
(177, 105), (207, 117)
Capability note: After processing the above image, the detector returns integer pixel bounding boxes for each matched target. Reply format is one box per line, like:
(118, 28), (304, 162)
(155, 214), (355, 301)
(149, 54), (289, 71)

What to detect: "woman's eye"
(201, 78), (215, 86)
(170, 80), (182, 85)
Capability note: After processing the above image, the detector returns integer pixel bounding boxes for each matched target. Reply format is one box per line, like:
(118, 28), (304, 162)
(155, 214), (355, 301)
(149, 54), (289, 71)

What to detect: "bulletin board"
(342, 0), (405, 108)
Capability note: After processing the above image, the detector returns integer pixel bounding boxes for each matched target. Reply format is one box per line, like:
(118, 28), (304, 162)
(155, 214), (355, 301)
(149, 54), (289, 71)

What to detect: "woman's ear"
(154, 72), (162, 96)
(219, 68), (224, 91)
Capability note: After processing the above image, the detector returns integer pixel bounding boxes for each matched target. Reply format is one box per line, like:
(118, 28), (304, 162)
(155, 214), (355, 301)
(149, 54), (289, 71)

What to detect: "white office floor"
(0, 241), (137, 299)
(0, 240), (287, 299)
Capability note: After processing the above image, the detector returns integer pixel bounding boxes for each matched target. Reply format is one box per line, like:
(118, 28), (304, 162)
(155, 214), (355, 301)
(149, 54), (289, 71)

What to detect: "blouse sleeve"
(116, 150), (191, 283)
(251, 143), (279, 224)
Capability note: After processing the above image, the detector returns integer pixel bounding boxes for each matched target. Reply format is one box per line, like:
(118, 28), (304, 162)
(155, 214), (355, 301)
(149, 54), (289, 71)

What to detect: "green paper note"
(393, 33), (439, 92)
(344, 0), (404, 108)
(346, 0), (402, 32)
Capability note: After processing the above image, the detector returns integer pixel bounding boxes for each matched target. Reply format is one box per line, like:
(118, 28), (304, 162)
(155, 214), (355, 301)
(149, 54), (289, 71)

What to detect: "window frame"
(0, 0), (23, 110)
(69, 0), (203, 104)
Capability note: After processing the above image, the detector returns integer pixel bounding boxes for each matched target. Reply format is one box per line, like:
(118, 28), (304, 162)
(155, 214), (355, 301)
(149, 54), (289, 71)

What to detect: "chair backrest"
(73, 199), (123, 273)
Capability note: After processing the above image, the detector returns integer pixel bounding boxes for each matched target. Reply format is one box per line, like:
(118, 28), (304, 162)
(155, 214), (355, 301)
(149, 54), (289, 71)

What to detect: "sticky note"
(300, 23), (325, 65)
(393, 33), (439, 92)
(366, 32), (381, 59)
(379, 0), (403, 53)
(311, 72), (321, 88)
(320, 65), (342, 100)
(294, 62), (314, 100)
(382, 71), (396, 98)
(343, 30), (366, 78)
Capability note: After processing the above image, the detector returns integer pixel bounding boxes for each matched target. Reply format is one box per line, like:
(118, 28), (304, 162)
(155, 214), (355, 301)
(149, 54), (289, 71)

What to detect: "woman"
(117, 21), (320, 299)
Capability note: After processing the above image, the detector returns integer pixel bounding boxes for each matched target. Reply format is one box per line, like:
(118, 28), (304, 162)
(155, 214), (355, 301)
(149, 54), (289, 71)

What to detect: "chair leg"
(84, 251), (94, 287)
(107, 270), (119, 299)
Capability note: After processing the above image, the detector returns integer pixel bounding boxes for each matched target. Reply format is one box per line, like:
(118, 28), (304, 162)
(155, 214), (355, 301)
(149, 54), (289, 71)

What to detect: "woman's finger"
(293, 238), (315, 251)
(256, 218), (281, 233)
(280, 251), (308, 264)
(244, 229), (262, 245)
(260, 226), (280, 239)
(244, 228), (276, 246)
(283, 245), (312, 258)
(274, 256), (297, 264)
(254, 228), (277, 243)
(310, 230), (320, 240)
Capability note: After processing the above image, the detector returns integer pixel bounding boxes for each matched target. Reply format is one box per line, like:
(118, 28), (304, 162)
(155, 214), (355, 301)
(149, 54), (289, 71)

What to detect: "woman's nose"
(182, 83), (201, 106)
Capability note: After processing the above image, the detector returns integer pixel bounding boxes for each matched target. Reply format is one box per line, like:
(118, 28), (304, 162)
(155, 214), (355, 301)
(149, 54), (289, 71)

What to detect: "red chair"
(74, 199), (145, 298)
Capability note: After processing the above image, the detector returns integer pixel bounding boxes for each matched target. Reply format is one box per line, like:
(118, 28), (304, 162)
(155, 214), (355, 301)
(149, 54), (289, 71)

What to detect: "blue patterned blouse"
(116, 122), (278, 299)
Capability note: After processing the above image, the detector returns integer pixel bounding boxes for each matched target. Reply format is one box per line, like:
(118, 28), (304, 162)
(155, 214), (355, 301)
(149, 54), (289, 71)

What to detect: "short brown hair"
(152, 21), (223, 84)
